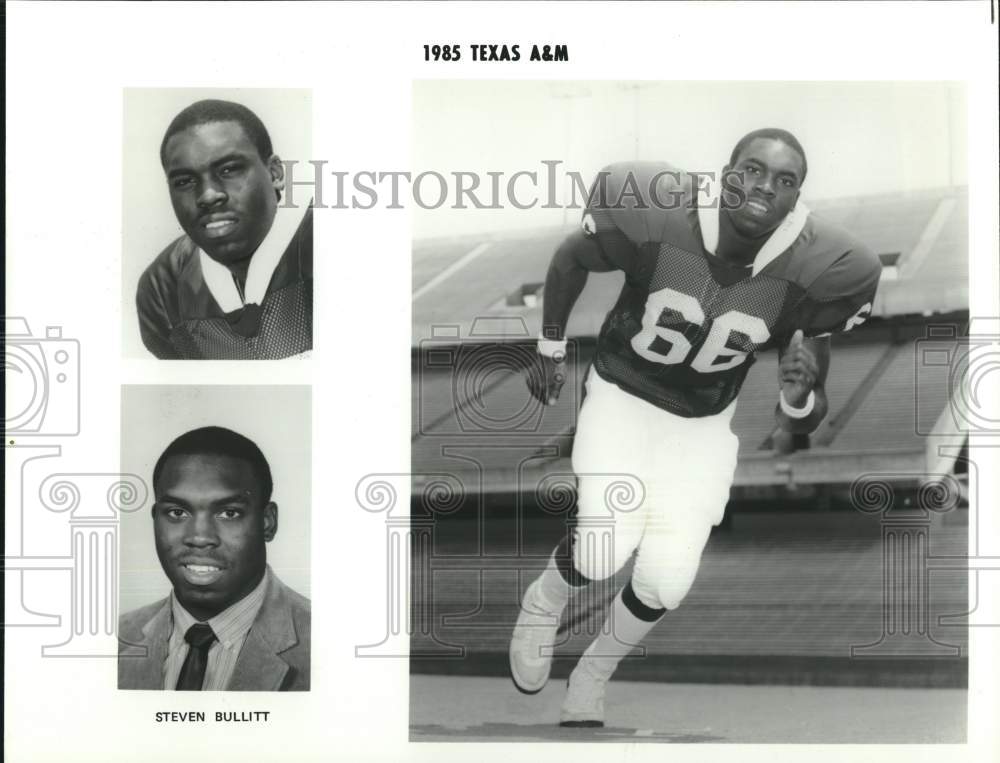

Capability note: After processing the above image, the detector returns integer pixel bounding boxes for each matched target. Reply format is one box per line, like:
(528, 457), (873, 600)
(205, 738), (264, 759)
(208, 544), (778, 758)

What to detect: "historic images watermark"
(280, 161), (753, 212)
(915, 321), (1000, 437)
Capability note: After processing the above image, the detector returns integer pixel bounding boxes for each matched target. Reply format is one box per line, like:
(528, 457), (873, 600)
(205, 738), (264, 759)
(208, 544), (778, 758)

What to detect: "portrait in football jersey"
(134, 98), (313, 360)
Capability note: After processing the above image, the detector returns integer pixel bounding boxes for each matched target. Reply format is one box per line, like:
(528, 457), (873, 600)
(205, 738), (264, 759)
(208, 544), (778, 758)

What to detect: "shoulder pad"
(780, 215), (881, 299)
(778, 215), (882, 337)
(585, 161), (693, 246)
(145, 234), (198, 280)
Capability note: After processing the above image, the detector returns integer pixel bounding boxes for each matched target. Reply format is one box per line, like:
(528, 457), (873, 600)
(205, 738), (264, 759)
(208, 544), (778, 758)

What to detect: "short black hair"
(152, 426), (274, 503)
(159, 99), (273, 167)
(729, 128), (808, 184)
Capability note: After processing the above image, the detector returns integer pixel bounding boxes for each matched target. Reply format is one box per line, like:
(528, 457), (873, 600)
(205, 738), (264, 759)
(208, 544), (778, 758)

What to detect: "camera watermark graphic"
(3, 317), (80, 437)
(915, 321), (1000, 436)
(416, 317), (580, 439)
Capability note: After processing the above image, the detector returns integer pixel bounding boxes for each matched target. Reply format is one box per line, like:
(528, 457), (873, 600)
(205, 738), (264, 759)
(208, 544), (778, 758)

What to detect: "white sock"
(530, 551), (577, 614)
(575, 582), (664, 682)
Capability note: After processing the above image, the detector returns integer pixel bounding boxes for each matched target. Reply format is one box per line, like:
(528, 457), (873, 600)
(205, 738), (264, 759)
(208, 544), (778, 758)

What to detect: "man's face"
(722, 138), (804, 238)
(152, 453), (277, 621)
(163, 121), (283, 265)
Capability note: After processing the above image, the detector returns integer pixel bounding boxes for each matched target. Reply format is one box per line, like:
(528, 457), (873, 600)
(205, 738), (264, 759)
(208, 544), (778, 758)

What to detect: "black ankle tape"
(622, 579), (666, 622)
(554, 535), (591, 588)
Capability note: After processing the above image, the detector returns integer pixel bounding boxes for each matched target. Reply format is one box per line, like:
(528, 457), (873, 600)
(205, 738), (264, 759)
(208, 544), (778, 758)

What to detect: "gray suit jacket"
(118, 570), (310, 691)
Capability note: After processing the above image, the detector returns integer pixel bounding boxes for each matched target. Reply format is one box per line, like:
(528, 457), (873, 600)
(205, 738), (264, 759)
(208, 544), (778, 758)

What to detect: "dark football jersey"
(583, 162), (881, 418)
(137, 208), (313, 360)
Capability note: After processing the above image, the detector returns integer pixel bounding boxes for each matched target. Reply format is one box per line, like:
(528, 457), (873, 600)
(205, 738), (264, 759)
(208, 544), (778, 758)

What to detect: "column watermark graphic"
(354, 467), (643, 659)
(850, 472), (964, 658)
(354, 473), (465, 658)
(34, 473), (147, 656)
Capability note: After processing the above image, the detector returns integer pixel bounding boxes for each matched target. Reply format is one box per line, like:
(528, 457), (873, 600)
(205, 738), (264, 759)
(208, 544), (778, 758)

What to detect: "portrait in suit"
(118, 424), (310, 691)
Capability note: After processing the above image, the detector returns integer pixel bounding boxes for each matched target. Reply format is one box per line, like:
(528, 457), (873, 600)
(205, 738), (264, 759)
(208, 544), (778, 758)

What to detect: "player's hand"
(526, 350), (567, 406)
(779, 329), (818, 407)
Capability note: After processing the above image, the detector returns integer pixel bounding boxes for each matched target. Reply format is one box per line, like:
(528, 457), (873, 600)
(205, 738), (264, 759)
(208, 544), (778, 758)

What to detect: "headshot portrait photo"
(122, 88), (313, 360)
(118, 385), (311, 691)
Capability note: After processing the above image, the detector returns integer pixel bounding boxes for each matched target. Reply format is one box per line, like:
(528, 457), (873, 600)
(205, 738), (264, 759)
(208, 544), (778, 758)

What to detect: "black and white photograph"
(409, 80), (970, 742)
(122, 89), (313, 360)
(118, 384), (311, 691)
(4, 2), (997, 761)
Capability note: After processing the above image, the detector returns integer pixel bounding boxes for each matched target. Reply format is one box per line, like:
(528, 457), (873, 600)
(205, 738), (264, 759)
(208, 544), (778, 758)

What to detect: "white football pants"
(570, 367), (739, 610)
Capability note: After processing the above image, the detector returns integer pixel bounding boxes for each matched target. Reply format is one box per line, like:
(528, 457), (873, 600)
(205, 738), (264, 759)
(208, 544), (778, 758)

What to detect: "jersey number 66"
(631, 287), (770, 373)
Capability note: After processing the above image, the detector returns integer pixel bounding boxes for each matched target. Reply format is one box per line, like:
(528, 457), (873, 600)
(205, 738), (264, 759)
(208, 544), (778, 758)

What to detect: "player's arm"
(541, 229), (617, 339)
(527, 230), (618, 405)
(776, 233), (881, 434)
(774, 329), (830, 434)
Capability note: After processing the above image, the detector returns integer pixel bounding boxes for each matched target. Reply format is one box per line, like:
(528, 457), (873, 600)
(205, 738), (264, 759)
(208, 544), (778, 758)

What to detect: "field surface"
(410, 674), (966, 743)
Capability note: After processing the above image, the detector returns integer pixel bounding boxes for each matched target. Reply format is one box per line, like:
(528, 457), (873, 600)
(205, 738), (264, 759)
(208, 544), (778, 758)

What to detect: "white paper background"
(5, 2), (998, 762)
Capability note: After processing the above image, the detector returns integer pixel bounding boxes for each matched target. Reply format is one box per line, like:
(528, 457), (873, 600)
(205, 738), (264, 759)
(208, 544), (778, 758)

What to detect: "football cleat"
(559, 659), (606, 728)
(509, 579), (563, 694)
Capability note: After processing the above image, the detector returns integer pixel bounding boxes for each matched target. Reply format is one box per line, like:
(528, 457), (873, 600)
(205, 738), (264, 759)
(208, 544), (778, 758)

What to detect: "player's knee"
(571, 528), (630, 582)
(655, 575), (698, 611)
(571, 547), (618, 582)
(627, 575), (665, 611)
(631, 558), (701, 611)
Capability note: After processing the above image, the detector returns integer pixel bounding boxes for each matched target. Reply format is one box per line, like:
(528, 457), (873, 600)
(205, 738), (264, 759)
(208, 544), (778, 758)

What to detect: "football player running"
(510, 128), (880, 727)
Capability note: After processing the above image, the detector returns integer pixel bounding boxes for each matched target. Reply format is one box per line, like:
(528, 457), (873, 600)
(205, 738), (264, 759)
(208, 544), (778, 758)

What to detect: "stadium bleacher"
(411, 508), (968, 685)
(413, 186), (967, 335)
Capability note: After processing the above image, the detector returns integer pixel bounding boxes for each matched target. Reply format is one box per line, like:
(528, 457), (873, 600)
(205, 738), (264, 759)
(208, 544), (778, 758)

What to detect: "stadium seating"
(410, 509), (968, 684)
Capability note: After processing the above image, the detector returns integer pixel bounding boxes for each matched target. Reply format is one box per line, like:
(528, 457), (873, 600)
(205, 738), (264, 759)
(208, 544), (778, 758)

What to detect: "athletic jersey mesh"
(169, 280), (312, 360)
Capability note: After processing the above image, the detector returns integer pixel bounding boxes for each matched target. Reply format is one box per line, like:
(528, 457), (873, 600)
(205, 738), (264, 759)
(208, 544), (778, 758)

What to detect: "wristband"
(538, 335), (568, 360)
(779, 389), (815, 419)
